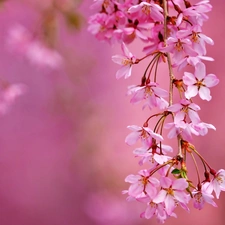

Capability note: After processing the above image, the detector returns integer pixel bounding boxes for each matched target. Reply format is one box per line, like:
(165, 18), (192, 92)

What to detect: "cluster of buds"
(89, 0), (224, 222)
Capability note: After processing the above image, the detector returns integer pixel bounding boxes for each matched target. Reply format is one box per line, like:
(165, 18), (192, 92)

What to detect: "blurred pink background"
(0, 0), (225, 225)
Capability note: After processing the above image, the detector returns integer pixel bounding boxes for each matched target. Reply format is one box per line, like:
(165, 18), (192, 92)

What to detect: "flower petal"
(195, 62), (206, 80)
(185, 85), (198, 99)
(204, 74), (219, 87)
(199, 86), (211, 101)
(172, 178), (188, 190)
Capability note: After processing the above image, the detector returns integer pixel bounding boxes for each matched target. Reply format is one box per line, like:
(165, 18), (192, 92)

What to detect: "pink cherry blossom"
(127, 82), (168, 110)
(176, 0), (212, 27)
(128, 2), (164, 22)
(191, 121), (216, 136)
(168, 99), (201, 124)
(189, 1), (212, 26)
(125, 125), (163, 148)
(208, 169), (225, 199)
(176, 26), (214, 56)
(153, 177), (189, 215)
(165, 120), (215, 141)
(112, 42), (137, 79)
(192, 183), (217, 210)
(173, 54), (214, 71)
(133, 143), (172, 166)
(125, 169), (159, 199)
(88, 13), (115, 42)
(163, 35), (197, 64)
(141, 202), (177, 222)
(183, 62), (219, 101)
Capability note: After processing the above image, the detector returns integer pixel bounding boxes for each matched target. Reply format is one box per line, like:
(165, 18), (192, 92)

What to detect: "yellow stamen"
(142, 5), (151, 15)
(175, 40), (183, 52)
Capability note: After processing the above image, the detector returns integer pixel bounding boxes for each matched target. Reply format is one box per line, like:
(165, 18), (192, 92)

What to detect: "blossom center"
(122, 58), (132, 66)
(216, 175), (224, 185)
(175, 40), (183, 52)
(195, 80), (205, 88)
(194, 192), (203, 203)
(103, 0), (110, 9)
(140, 129), (149, 139)
(142, 5), (151, 15)
(145, 86), (153, 96)
(141, 176), (148, 186)
(150, 201), (157, 208)
(182, 105), (189, 113)
(167, 187), (174, 196)
(191, 32), (199, 43)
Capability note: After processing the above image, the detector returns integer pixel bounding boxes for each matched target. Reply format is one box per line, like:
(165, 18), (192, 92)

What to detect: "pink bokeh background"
(0, 0), (225, 225)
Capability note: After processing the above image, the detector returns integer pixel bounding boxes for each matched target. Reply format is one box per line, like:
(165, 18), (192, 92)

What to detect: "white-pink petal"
(173, 191), (189, 204)
(125, 132), (140, 145)
(160, 177), (172, 188)
(172, 178), (188, 190)
(121, 42), (133, 58)
(145, 205), (156, 219)
(153, 190), (167, 203)
(185, 85), (198, 99)
(195, 62), (206, 80)
(204, 74), (219, 87)
(199, 86), (211, 101)
(112, 55), (124, 65)
(165, 195), (175, 215)
(183, 72), (196, 85)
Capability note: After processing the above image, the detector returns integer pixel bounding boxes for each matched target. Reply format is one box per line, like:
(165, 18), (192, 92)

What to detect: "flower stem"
(163, 0), (174, 106)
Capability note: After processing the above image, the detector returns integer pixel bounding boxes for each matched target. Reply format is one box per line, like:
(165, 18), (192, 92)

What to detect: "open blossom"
(176, 25), (214, 56)
(163, 35), (197, 64)
(88, 13), (116, 42)
(112, 42), (137, 79)
(176, 0), (212, 27)
(192, 183), (217, 210)
(133, 143), (172, 166)
(183, 62), (219, 101)
(174, 54), (214, 71)
(188, 0), (212, 26)
(165, 119), (215, 141)
(127, 82), (168, 110)
(141, 202), (177, 222)
(153, 177), (190, 215)
(191, 121), (216, 136)
(125, 125), (163, 148)
(208, 169), (225, 199)
(128, 2), (164, 22)
(136, 151), (172, 167)
(125, 169), (159, 199)
(168, 99), (201, 124)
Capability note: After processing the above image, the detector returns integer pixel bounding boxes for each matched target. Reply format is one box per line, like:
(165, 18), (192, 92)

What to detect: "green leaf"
(171, 168), (180, 174)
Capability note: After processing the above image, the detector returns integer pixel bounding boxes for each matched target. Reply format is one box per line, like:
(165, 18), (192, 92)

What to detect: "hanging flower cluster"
(89, 0), (222, 222)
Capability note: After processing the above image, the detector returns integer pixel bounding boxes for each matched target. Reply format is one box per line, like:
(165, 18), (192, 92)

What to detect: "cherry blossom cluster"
(89, 0), (223, 222)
